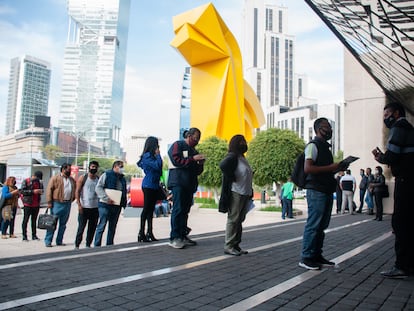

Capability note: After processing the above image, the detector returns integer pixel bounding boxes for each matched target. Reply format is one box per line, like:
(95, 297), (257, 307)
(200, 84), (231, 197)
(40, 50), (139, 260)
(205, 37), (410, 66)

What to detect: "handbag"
(37, 208), (58, 230)
(1, 205), (12, 221)
(375, 184), (389, 198)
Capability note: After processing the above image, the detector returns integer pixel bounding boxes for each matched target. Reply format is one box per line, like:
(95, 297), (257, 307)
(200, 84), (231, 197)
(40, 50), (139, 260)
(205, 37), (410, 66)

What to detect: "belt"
(63, 200), (72, 202)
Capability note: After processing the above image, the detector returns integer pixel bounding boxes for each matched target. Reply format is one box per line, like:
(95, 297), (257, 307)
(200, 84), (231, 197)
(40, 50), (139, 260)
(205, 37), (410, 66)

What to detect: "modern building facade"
(58, 0), (131, 157)
(242, 0), (342, 153)
(306, 0), (414, 212)
(5, 55), (51, 135)
(179, 67), (191, 140)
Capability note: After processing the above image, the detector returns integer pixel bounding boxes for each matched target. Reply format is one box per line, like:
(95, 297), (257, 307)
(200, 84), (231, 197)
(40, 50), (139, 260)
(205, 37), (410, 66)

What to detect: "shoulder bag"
(38, 208), (58, 231)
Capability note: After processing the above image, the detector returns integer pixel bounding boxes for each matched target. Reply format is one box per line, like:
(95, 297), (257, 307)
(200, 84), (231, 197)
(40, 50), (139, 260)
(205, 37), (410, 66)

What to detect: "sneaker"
(183, 236), (197, 246)
(234, 246), (248, 254)
(316, 255), (335, 266)
(9, 234), (17, 238)
(45, 244), (52, 248)
(168, 238), (185, 249)
(32, 236), (39, 240)
(56, 243), (66, 246)
(22, 236), (28, 241)
(380, 266), (408, 279)
(224, 248), (241, 256)
(299, 258), (321, 270)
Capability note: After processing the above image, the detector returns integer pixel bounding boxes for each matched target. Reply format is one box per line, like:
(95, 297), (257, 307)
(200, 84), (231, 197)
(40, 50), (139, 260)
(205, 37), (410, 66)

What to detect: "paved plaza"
(0, 202), (413, 310)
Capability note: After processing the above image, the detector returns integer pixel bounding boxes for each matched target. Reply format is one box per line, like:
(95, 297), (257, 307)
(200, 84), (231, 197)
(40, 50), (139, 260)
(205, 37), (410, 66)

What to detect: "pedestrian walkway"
(0, 205), (412, 310)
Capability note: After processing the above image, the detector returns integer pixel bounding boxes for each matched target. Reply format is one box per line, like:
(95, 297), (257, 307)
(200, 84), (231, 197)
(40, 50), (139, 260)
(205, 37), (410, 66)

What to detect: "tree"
(42, 145), (63, 161)
(196, 136), (228, 202)
(247, 128), (305, 189)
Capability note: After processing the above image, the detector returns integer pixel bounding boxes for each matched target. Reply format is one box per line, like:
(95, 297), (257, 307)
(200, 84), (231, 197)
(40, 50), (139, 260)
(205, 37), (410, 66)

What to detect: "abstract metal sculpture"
(171, 3), (265, 142)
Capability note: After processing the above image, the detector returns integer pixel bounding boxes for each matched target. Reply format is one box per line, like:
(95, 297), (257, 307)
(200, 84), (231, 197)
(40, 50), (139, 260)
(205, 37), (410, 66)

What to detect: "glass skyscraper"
(59, 0), (130, 156)
(5, 55), (51, 135)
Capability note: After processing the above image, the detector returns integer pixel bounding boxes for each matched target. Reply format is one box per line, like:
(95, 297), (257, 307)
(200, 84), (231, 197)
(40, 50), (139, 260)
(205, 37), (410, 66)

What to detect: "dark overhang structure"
(305, 0), (414, 110)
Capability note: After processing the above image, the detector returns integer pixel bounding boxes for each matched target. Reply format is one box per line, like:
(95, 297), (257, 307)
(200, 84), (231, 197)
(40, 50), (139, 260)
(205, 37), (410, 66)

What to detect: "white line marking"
(221, 231), (393, 311)
(0, 219), (384, 310)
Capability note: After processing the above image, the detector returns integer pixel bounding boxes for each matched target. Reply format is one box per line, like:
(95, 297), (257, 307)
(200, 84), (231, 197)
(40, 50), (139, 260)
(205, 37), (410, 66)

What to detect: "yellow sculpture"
(171, 3), (265, 142)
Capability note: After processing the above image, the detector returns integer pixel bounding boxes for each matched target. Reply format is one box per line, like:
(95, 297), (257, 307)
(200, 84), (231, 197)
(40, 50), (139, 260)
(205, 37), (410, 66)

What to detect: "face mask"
(238, 145), (248, 154)
(188, 136), (198, 147)
(64, 171), (71, 177)
(320, 128), (332, 141)
(383, 115), (396, 128)
(89, 168), (98, 175)
(119, 168), (125, 175)
(375, 170), (379, 175)
(360, 173), (364, 177)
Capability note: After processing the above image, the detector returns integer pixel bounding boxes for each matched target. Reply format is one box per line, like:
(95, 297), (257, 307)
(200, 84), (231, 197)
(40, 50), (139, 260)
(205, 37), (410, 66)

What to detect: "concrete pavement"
(0, 199), (304, 259)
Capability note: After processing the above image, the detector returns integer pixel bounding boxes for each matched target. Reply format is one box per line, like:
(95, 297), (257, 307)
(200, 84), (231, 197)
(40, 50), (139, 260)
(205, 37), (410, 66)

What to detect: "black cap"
(34, 171), (43, 179)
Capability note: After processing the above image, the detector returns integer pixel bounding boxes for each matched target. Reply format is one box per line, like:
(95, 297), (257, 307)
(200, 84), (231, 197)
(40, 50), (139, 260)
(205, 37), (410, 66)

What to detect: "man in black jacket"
(373, 102), (414, 279)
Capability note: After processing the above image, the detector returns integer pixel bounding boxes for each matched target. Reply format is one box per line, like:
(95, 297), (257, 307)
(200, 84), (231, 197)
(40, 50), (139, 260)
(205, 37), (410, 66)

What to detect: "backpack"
(291, 140), (318, 188)
(291, 152), (307, 189)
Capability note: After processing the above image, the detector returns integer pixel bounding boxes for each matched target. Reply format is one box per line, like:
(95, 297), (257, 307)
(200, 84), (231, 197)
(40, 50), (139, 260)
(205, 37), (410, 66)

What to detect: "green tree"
(334, 149), (344, 163)
(247, 128), (305, 189)
(42, 145), (63, 161)
(196, 136), (228, 202)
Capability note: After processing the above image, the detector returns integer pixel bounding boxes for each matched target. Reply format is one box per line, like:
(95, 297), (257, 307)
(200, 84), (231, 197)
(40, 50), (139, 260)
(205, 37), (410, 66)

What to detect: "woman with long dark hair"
(137, 136), (163, 242)
(219, 134), (253, 256)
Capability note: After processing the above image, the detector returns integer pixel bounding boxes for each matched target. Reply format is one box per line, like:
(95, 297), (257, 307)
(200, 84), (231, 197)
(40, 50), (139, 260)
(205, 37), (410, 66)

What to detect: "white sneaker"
(168, 238), (185, 249)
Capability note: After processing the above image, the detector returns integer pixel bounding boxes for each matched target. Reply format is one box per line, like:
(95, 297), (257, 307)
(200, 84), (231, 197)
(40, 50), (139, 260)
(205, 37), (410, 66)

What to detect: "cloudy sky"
(0, 0), (343, 154)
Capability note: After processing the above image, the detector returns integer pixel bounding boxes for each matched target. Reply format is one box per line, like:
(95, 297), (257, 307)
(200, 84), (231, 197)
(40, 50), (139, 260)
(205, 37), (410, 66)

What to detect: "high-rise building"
(5, 55), (51, 135)
(58, 0), (131, 156)
(179, 67), (191, 140)
(242, 1), (317, 126)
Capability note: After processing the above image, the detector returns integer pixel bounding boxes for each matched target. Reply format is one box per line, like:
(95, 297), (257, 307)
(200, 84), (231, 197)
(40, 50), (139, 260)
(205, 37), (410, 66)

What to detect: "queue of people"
(1, 104), (412, 281)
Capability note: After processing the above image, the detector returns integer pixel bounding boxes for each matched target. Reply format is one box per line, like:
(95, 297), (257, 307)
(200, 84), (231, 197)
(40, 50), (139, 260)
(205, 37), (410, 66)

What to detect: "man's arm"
(75, 175), (84, 212)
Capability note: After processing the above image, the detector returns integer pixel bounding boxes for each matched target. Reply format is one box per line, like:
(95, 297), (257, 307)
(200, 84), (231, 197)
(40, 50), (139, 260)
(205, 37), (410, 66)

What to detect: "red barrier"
(130, 177), (144, 207)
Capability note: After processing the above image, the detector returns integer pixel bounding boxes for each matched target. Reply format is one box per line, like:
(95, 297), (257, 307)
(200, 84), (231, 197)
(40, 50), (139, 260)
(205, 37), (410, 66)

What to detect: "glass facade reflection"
(5, 56), (51, 135)
(59, 0), (130, 156)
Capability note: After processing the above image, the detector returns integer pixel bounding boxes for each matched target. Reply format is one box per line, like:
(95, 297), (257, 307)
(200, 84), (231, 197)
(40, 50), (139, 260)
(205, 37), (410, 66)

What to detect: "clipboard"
(104, 189), (122, 205)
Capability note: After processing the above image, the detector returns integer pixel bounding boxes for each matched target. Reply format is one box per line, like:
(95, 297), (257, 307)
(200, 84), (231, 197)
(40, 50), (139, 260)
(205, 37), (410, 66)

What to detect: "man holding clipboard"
(94, 160), (127, 247)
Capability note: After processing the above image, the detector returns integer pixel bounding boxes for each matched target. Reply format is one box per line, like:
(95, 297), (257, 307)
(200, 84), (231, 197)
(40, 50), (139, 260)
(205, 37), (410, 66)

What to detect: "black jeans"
(75, 208), (99, 247)
(140, 188), (158, 235)
(22, 207), (40, 238)
(374, 194), (383, 220)
(392, 177), (414, 272)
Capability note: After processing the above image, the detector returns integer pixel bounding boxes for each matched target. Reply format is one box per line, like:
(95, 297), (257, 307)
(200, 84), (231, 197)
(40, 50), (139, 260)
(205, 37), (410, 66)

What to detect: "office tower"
(179, 67), (191, 140)
(59, 0), (131, 156)
(243, 0), (296, 126)
(5, 55), (51, 135)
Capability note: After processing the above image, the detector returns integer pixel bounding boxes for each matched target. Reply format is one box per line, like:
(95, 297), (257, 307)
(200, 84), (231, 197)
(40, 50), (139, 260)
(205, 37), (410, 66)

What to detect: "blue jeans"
(365, 191), (374, 210)
(170, 186), (193, 240)
(282, 198), (293, 218)
(94, 203), (121, 246)
(44, 201), (71, 246)
(301, 189), (333, 259)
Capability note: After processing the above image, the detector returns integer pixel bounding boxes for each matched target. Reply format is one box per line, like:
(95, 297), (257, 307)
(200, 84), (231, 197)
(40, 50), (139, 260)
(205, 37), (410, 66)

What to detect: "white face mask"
(375, 170), (379, 175)
(119, 168), (125, 174)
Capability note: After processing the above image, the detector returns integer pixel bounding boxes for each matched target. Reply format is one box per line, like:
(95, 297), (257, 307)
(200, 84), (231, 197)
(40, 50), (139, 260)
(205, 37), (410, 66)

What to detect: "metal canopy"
(305, 0), (414, 108)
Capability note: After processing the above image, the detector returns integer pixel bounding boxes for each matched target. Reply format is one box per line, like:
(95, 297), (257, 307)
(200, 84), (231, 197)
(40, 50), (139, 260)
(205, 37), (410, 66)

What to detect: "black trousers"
(374, 194), (383, 220)
(140, 188), (158, 235)
(22, 207), (40, 238)
(75, 208), (99, 247)
(392, 177), (414, 272)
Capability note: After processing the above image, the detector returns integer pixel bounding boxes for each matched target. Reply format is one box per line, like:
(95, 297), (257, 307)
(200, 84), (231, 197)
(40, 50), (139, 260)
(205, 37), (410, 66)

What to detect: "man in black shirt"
(373, 102), (414, 279)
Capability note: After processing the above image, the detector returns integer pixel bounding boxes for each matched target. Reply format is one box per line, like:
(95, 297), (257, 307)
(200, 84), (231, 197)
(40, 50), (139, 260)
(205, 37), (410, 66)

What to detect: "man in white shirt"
(340, 169), (356, 214)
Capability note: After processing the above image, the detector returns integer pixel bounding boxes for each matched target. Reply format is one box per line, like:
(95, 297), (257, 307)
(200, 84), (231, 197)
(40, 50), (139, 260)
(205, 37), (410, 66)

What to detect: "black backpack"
(291, 140), (318, 188)
(291, 152), (307, 188)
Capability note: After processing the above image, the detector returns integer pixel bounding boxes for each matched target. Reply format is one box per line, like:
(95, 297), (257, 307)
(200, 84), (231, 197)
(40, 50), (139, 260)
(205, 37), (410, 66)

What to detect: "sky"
(0, 0), (344, 155)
